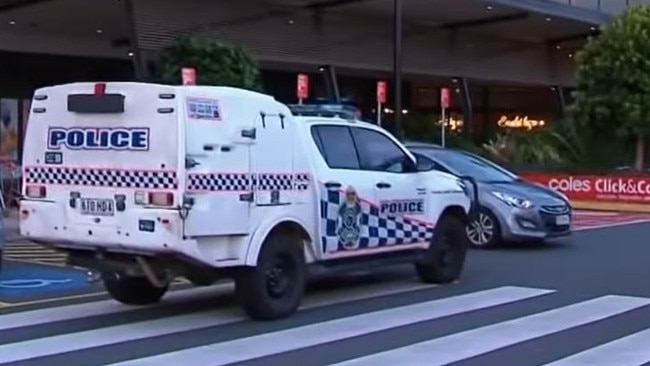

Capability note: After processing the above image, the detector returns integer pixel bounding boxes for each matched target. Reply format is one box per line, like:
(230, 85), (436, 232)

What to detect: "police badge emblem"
(336, 186), (362, 250)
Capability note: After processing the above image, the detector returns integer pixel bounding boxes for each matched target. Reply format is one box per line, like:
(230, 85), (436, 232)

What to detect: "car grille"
(540, 205), (570, 215)
(539, 205), (571, 232)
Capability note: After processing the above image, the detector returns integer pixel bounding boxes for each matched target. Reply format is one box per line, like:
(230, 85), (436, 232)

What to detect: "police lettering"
(380, 199), (424, 215)
(47, 127), (149, 151)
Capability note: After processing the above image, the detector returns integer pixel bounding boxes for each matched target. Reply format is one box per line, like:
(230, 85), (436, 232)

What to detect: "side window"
(310, 125), (360, 169)
(350, 127), (412, 173)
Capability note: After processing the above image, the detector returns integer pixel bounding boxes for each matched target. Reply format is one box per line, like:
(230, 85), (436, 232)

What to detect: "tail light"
(26, 185), (46, 198)
(134, 190), (174, 207)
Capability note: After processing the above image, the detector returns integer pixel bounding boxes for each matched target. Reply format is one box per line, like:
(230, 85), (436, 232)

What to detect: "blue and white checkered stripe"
(186, 173), (310, 192)
(24, 166), (179, 189)
(320, 187), (434, 254)
(186, 173), (252, 191)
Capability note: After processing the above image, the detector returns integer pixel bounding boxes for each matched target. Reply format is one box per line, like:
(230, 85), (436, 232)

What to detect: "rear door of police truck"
(21, 82), (182, 245)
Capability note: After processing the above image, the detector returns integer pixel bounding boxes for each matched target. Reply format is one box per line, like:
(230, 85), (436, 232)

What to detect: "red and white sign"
(376, 81), (387, 104)
(297, 73), (309, 100)
(440, 87), (450, 109)
(521, 172), (650, 204)
(181, 67), (196, 85)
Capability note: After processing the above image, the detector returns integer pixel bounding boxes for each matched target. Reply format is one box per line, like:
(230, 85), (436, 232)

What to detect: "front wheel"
(466, 209), (501, 249)
(415, 214), (468, 283)
(234, 233), (306, 321)
(103, 274), (168, 305)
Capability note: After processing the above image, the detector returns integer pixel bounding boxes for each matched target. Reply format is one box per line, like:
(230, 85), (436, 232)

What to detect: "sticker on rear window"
(186, 97), (222, 121)
(44, 151), (63, 165)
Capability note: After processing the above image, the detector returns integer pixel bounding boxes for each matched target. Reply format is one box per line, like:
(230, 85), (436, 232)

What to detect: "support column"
(124, 0), (146, 80)
(392, 0), (403, 138)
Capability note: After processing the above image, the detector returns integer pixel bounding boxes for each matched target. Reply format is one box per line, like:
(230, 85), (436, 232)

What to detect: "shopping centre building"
(0, 0), (640, 161)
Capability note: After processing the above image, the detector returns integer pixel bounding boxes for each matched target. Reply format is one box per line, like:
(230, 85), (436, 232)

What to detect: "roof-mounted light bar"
(287, 104), (359, 121)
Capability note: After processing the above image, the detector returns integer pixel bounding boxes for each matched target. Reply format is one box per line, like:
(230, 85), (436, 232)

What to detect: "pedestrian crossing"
(2, 240), (69, 266)
(1, 281), (650, 366)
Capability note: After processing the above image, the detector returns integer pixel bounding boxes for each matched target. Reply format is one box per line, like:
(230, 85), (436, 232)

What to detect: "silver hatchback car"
(405, 142), (572, 248)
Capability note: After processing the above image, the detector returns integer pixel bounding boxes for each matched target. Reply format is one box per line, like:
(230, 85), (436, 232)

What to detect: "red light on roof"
(94, 83), (106, 95)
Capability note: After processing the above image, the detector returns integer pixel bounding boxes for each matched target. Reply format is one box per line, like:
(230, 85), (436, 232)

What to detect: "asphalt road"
(1, 222), (650, 366)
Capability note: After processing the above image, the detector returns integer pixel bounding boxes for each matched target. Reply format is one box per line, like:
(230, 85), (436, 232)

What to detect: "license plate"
(80, 198), (115, 216)
(555, 214), (570, 226)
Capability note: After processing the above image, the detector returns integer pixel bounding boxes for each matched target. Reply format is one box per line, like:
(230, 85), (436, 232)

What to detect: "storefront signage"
(297, 74), (309, 100)
(181, 67), (196, 85)
(520, 172), (650, 203)
(497, 115), (545, 130)
(377, 81), (387, 104)
(438, 117), (463, 131)
(440, 87), (450, 109)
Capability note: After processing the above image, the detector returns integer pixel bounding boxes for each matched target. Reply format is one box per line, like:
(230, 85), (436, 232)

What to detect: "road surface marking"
(543, 327), (650, 366)
(107, 286), (554, 366)
(330, 295), (650, 366)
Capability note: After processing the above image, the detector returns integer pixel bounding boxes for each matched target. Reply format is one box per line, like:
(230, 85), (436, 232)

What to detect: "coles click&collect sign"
(521, 173), (650, 203)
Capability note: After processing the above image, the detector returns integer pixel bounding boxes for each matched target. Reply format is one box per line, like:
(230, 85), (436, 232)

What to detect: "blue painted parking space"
(0, 260), (100, 303)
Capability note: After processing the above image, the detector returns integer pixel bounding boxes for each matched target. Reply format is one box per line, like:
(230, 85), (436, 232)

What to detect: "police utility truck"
(20, 82), (473, 320)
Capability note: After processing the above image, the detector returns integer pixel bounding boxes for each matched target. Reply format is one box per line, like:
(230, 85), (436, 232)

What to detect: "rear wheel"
(103, 274), (168, 305)
(466, 209), (501, 249)
(235, 233), (306, 321)
(415, 214), (468, 283)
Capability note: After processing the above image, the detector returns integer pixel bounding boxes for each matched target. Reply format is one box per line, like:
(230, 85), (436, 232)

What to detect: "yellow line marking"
(5, 250), (63, 253)
(4, 258), (77, 269)
(0, 283), (189, 308)
(7, 254), (69, 259)
(0, 291), (108, 308)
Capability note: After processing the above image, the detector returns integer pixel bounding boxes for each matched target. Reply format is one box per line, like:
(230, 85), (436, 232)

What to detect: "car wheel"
(235, 233), (306, 321)
(103, 274), (168, 305)
(466, 208), (501, 249)
(415, 213), (468, 283)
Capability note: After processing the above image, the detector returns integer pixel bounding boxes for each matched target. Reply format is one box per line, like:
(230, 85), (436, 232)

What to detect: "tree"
(570, 5), (650, 171)
(157, 35), (263, 91)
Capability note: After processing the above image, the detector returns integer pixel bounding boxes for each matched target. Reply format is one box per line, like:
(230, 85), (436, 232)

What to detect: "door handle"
(324, 181), (341, 189)
(376, 182), (391, 189)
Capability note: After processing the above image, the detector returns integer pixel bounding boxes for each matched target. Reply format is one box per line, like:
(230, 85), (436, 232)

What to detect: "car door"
(349, 126), (434, 248)
(310, 124), (377, 259)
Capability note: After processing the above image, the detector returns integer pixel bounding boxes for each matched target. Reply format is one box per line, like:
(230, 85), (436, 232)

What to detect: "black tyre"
(235, 233), (306, 320)
(415, 214), (468, 283)
(466, 208), (501, 249)
(103, 274), (168, 305)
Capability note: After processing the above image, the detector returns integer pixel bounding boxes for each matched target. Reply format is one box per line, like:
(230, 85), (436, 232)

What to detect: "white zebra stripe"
(0, 285), (230, 332)
(331, 295), (650, 366)
(107, 286), (554, 366)
(543, 327), (650, 366)
(0, 280), (436, 364)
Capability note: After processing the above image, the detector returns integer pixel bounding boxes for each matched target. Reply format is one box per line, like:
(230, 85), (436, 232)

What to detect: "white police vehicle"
(20, 82), (473, 320)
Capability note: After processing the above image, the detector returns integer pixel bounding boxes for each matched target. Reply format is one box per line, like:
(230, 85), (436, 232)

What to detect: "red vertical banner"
(376, 81), (387, 104)
(181, 67), (196, 85)
(297, 73), (309, 100)
(440, 87), (450, 109)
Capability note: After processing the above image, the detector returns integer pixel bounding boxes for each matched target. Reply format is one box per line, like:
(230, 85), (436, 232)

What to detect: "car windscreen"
(428, 149), (518, 182)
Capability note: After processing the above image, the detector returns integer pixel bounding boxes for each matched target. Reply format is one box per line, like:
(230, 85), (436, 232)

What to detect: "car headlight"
(492, 191), (534, 209)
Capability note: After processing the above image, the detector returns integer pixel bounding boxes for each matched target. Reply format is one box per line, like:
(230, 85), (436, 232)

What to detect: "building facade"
(0, 0), (619, 163)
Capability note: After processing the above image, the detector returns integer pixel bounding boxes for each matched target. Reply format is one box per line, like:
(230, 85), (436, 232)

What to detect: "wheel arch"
(245, 216), (315, 266)
(439, 204), (469, 226)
